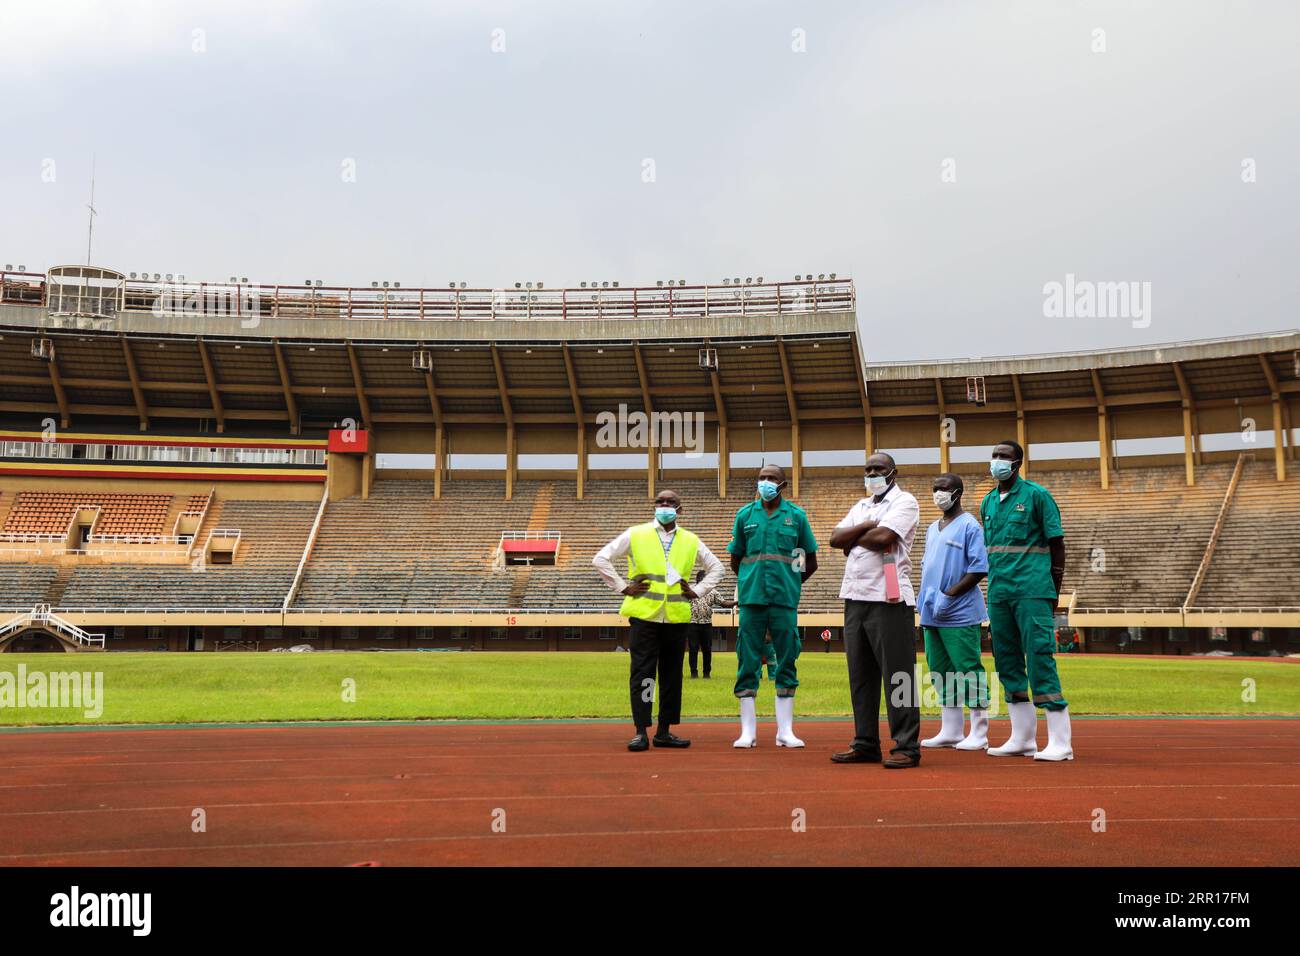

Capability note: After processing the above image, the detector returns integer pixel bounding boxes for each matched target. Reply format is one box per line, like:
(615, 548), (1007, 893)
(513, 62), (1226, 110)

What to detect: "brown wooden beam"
(851, 332), (873, 458)
(633, 342), (657, 500)
(489, 343), (515, 499)
(705, 338), (729, 498)
(935, 377), (949, 473)
(196, 338), (226, 433)
(119, 335), (150, 432)
(271, 339), (300, 434)
(45, 350), (71, 430)
(1172, 361), (1196, 486)
(1091, 369), (1109, 489)
(345, 342), (374, 430)
(775, 337), (801, 498)
(1011, 373), (1027, 478)
(561, 343), (586, 499)
(1258, 354), (1286, 480)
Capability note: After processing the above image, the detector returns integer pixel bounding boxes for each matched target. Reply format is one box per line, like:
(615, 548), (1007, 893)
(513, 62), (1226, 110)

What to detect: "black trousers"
(843, 599), (920, 757)
(687, 623), (713, 676)
(628, 617), (687, 731)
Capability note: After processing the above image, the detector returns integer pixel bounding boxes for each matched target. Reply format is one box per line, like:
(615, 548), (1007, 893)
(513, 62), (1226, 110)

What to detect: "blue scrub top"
(918, 512), (989, 628)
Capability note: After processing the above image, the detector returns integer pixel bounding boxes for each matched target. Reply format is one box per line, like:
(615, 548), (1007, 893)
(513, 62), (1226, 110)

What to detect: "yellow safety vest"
(618, 522), (700, 623)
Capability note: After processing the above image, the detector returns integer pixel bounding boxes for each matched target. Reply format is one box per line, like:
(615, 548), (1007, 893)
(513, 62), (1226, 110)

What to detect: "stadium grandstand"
(0, 264), (1297, 655)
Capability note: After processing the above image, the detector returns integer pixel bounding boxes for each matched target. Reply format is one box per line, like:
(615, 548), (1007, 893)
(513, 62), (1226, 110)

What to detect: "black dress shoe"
(689, 673), (699, 679)
(830, 747), (882, 764)
(652, 733), (691, 748)
(883, 752), (921, 769)
(627, 733), (650, 752)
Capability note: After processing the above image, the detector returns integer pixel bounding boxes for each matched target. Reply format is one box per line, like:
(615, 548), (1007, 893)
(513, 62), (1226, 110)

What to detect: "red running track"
(0, 718), (1297, 867)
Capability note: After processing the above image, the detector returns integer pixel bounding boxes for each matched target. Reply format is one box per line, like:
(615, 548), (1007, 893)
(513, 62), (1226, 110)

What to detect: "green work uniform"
(980, 475), (1067, 711)
(727, 497), (818, 699)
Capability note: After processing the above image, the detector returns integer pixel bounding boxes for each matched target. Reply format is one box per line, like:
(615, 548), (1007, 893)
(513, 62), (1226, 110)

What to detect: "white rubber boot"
(988, 701), (1038, 757)
(954, 708), (989, 750)
(921, 706), (966, 748)
(774, 696), (805, 748)
(1034, 706), (1074, 761)
(733, 696), (757, 748)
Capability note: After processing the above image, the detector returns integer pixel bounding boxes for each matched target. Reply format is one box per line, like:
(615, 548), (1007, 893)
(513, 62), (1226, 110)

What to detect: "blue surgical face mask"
(990, 459), (1017, 481)
(757, 479), (780, 501)
(654, 506), (677, 525)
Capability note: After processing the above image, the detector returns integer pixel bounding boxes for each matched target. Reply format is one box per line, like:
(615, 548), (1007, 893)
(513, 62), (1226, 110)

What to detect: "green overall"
(727, 497), (818, 699)
(980, 476), (1068, 711)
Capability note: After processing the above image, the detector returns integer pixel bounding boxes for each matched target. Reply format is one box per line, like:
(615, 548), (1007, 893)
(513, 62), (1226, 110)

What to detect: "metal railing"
(2, 271), (856, 322)
(2, 604), (105, 647)
(0, 271), (47, 306)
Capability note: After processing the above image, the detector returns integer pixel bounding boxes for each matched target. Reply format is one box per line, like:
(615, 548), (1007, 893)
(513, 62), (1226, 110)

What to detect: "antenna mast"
(85, 154), (97, 265)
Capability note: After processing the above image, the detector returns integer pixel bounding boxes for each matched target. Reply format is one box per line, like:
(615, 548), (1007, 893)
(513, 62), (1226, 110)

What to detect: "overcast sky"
(3, 0), (1297, 362)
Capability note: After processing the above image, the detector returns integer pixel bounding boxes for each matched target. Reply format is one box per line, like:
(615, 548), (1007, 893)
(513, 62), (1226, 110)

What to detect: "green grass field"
(0, 652), (1296, 726)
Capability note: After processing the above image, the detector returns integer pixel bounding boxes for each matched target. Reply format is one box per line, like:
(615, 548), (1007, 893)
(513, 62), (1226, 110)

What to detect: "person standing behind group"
(917, 473), (991, 751)
(828, 452), (922, 769)
(980, 440), (1073, 761)
(688, 568), (736, 679)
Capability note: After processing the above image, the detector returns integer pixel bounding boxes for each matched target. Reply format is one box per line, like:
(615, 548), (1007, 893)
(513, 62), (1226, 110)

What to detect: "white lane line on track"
(2, 742), (1297, 771)
(2, 782), (1298, 817)
(4, 816), (1299, 862)
(0, 760), (1295, 792)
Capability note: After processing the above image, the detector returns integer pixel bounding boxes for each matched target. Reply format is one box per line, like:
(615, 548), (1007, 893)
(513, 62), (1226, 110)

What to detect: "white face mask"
(865, 472), (892, 496)
(933, 490), (956, 511)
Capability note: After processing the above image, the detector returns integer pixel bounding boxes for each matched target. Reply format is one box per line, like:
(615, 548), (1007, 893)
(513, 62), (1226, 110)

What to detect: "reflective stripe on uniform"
(987, 545), (1050, 554)
(740, 553), (796, 565)
(1033, 692), (1064, 704)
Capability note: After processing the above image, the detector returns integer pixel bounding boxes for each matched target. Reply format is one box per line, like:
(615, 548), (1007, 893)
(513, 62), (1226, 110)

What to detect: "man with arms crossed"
(828, 452), (922, 769)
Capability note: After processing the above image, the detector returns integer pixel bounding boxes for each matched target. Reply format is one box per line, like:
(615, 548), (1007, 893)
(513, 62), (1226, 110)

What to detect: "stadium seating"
(57, 499), (318, 610)
(1192, 460), (1300, 610)
(288, 463), (1256, 615)
(2, 491), (185, 539)
(21, 460), (1291, 617)
(0, 565), (59, 612)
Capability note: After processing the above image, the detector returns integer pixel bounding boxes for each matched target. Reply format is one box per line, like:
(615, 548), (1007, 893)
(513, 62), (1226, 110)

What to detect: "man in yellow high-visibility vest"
(594, 489), (726, 751)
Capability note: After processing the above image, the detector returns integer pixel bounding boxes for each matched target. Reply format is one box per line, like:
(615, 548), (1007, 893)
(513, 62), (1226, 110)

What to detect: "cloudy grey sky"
(3, 0), (1297, 362)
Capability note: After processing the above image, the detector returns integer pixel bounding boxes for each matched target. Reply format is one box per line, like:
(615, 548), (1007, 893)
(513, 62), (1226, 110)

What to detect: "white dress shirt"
(592, 523), (726, 622)
(835, 483), (920, 606)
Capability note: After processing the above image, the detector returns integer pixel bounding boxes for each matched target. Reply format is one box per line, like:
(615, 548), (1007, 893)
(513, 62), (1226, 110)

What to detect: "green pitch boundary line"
(1, 714), (1298, 734)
